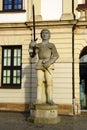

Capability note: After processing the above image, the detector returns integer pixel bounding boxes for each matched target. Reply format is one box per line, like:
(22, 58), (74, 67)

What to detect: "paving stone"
(0, 112), (86, 130)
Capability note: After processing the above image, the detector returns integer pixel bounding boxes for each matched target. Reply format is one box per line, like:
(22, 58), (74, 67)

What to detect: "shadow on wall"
(22, 58), (37, 111)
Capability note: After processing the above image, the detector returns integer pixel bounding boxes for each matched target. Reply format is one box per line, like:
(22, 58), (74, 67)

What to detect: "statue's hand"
(29, 41), (36, 48)
(29, 41), (36, 57)
(42, 60), (51, 68)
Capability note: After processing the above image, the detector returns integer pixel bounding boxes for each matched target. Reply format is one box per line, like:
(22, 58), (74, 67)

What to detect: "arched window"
(80, 46), (87, 63)
(41, 0), (62, 20)
(80, 46), (87, 109)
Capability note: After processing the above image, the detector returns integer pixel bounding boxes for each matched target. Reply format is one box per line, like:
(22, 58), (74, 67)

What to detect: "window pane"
(4, 58), (7, 66)
(13, 77), (16, 84)
(80, 55), (87, 63)
(3, 77), (6, 84)
(4, 0), (8, 4)
(3, 70), (11, 84)
(17, 70), (20, 77)
(13, 70), (16, 84)
(8, 49), (11, 56)
(13, 70), (16, 76)
(3, 70), (10, 77)
(13, 70), (21, 77)
(13, 70), (20, 84)
(14, 58), (21, 66)
(18, 58), (21, 66)
(3, 70), (7, 76)
(4, 57), (11, 66)
(4, 0), (12, 4)
(7, 70), (10, 76)
(18, 49), (21, 56)
(7, 77), (10, 84)
(14, 0), (22, 4)
(4, 49), (7, 57)
(3, 49), (11, 66)
(17, 77), (20, 84)
(7, 58), (11, 66)
(14, 4), (22, 9)
(14, 49), (21, 66)
(4, 49), (11, 57)
(14, 58), (17, 66)
(14, 49), (17, 56)
(14, 0), (22, 9)
(8, 5), (12, 9)
(4, 0), (12, 10)
(4, 6), (11, 10)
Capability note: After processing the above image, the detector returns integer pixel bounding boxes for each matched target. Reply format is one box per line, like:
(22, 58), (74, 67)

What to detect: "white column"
(61, 0), (74, 20)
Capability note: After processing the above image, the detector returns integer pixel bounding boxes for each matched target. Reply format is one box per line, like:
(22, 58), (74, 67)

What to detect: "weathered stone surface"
(30, 104), (58, 110)
(28, 116), (60, 124)
(28, 104), (60, 124)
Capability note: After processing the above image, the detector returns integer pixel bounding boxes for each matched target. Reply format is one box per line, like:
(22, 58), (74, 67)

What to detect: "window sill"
(0, 86), (21, 89)
(0, 10), (26, 13)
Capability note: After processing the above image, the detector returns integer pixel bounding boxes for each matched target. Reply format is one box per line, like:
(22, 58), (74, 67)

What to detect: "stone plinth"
(28, 104), (60, 124)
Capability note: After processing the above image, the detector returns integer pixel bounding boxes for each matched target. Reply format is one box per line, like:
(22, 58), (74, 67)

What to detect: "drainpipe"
(72, 0), (76, 20)
(72, 25), (75, 115)
(72, 0), (76, 115)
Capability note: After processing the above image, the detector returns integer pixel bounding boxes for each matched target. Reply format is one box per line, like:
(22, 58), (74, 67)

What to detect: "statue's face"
(41, 30), (50, 40)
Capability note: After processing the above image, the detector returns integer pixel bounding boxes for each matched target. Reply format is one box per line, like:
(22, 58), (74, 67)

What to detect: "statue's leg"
(41, 81), (46, 103)
(45, 69), (54, 104)
(36, 70), (44, 104)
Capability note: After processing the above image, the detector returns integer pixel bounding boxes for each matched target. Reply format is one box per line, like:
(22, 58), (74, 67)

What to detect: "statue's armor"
(37, 43), (52, 59)
(36, 42), (58, 59)
(36, 42), (59, 70)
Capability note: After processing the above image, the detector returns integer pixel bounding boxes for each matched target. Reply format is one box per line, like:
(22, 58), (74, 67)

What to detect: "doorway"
(80, 47), (87, 110)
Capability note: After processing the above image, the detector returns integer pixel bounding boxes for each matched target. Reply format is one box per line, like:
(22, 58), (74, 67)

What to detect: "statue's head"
(40, 29), (50, 40)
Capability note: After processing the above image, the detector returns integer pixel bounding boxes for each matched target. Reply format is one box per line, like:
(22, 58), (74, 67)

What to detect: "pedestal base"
(28, 104), (60, 124)
(61, 13), (74, 20)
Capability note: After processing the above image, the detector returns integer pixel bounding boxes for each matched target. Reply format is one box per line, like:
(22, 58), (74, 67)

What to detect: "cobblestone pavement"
(0, 112), (87, 130)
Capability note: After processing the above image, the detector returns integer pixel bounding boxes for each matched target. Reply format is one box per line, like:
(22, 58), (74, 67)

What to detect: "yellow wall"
(0, 22), (73, 106)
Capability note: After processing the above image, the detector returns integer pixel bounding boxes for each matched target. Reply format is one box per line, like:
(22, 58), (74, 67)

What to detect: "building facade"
(0, 0), (87, 115)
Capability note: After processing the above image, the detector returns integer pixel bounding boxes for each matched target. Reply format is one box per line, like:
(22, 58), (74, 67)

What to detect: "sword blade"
(32, 4), (35, 41)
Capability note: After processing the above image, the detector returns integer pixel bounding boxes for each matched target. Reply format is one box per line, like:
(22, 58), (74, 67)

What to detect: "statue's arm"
(42, 43), (59, 68)
(50, 44), (59, 64)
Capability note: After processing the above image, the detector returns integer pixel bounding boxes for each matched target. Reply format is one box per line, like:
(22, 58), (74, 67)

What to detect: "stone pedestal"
(28, 104), (60, 124)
